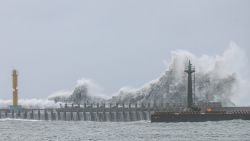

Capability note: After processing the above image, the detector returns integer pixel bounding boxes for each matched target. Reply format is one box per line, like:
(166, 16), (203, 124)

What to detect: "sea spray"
(0, 99), (60, 108)
(110, 42), (250, 106)
(1, 42), (249, 108)
(52, 42), (247, 106)
(49, 78), (107, 104)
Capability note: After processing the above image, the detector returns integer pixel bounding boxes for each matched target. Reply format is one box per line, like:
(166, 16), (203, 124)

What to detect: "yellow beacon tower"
(9, 69), (22, 112)
(12, 69), (18, 106)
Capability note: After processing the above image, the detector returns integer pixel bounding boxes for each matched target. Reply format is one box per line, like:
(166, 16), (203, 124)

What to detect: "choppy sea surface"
(0, 119), (249, 141)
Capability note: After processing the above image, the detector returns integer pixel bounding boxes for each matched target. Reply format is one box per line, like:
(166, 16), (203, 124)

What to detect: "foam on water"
(0, 118), (40, 122)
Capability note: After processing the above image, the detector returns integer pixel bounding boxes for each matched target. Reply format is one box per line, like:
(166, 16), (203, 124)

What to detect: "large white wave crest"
(111, 41), (250, 106)
(0, 41), (249, 108)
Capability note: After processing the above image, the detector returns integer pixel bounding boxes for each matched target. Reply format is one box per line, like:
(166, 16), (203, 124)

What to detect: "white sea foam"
(0, 41), (249, 107)
(0, 118), (40, 122)
(111, 41), (250, 106)
(0, 99), (60, 109)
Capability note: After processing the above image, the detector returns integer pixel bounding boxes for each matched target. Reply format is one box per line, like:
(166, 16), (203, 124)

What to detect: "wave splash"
(111, 42), (249, 106)
(1, 41), (249, 108)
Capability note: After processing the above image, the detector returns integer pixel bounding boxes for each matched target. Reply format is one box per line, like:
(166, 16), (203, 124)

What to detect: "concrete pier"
(1, 103), (242, 121)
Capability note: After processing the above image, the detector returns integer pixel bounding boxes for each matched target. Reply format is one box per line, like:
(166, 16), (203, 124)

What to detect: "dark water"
(0, 119), (249, 141)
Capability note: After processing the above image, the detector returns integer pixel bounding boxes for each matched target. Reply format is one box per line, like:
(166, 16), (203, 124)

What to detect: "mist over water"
(0, 42), (249, 108)
(0, 99), (60, 108)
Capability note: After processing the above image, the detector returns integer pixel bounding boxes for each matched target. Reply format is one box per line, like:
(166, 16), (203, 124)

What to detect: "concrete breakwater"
(0, 103), (183, 121)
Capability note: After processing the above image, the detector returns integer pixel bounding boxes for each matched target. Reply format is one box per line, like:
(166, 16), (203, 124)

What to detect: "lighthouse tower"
(9, 69), (22, 112)
(184, 60), (195, 108)
(13, 69), (18, 106)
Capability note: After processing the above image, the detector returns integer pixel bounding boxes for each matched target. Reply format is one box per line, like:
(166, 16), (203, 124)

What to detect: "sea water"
(0, 119), (249, 141)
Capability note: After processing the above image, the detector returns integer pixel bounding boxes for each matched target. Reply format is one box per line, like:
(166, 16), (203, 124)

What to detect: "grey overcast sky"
(0, 0), (249, 99)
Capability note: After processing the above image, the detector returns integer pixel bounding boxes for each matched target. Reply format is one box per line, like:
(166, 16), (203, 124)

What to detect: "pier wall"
(0, 103), (180, 121)
(2, 103), (247, 121)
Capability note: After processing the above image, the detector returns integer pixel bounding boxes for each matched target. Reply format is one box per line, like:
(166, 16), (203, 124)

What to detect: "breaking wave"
(48, 79), (107, 104)
(110, 41), (249, 106)
(0, 41), (249, 108)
